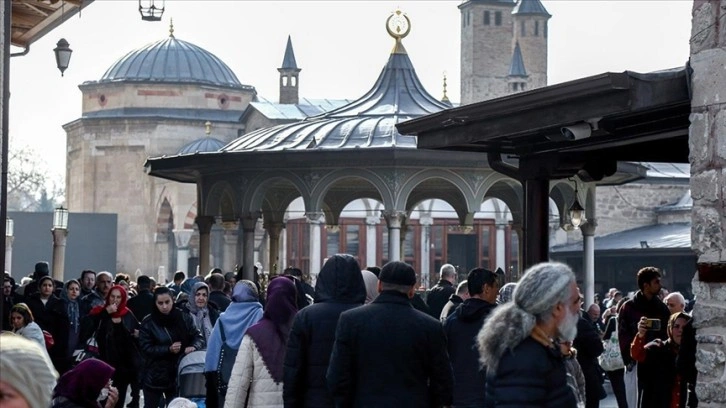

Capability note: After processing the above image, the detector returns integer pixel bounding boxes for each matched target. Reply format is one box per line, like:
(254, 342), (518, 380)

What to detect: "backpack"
(216, 321), (238, 394)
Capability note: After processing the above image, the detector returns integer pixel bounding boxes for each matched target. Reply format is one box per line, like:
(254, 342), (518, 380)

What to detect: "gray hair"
(477, 262), (574, 373)
(664, 291), (686, 306)
(456, 280), (469, 295)
(440, 264), (456, 279)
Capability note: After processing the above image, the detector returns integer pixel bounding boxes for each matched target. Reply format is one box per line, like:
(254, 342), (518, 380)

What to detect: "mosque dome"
(178, 136), (226, 155)
(223, 36), (448, 152)
(99, 32), (243, 89)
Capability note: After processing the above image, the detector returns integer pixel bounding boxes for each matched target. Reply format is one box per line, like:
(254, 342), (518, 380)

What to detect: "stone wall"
(689, 0), (726, 406)
(512, 14), (549, 90)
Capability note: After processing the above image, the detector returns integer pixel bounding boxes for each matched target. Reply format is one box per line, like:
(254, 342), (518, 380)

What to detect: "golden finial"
(386, 9), (411, 54)
(442, 71), (450, 103)
(205, 121), (212, 135)
(169, 18), (174, 38)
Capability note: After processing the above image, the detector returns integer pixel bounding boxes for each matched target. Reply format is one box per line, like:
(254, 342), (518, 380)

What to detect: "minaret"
(512, 0), (551, 90)
(459, 0), (516, 105)
(278, 35), (301, 104)
(507, 42), (528, 93)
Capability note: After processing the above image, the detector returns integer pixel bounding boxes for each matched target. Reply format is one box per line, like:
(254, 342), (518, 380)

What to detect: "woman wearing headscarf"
(60, 279), (82, 374)
(139, 286), (205, 408)
(9, 303), (50, 357)
(204, 280), (264, 407)
(0, 332), (58, 408)
(51, 358), (119, 408)
(224, 277), (298, 408)
(630, 312), (698, 408)
(80, 285), (140, 408)
(361, 269), (379, 304)
(25, 275), (69, 371)
(179, 281), (219, 343)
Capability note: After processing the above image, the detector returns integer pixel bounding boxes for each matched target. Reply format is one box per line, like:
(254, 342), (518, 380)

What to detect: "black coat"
(127, 289), (154, 322)
(208, 290), (231, 312)
(79, 308), (141, 380)
(485, 336), (577, 408)
(426, 280), (455, 319)
(283, 255), (366, 408)
(138, 309), (205, 390)
(443, 298), (497, 407)
(573, 312), (605, 408)
(327, 291), (454, 408)
(638, 339), (697, 408)
(25, 293), (69, 370)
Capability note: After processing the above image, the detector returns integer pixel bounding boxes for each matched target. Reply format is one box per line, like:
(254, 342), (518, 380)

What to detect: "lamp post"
(51, 206), (69, 281)
(5, 218), (12, 274)
(53, 38), (72, 76)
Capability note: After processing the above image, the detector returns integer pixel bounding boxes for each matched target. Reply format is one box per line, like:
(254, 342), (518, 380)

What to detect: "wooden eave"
(11, 0), (92, 48)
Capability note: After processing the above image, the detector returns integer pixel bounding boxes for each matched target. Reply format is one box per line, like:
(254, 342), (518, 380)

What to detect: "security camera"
(560, 123), (592, 141)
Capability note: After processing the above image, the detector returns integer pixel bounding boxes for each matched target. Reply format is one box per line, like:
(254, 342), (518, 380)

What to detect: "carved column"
(240, 213), (260, 281)
(365, 216), (380, 268)
(265, 222), (284, 275)
(495, 222), (507, 273)
(51, 229), (68, 281)
(419, 214), (433, 289)
(306, 212), (325, 285)
(382, 210), (406, 262)
(510, 223), (523, 281)
(173, 229), (194, 275)
(581, 221), (597, 308)
(195, 216), (215, 276)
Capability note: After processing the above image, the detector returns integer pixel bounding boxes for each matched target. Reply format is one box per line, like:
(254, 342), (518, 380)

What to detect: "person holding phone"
(630, 313), (698, 407)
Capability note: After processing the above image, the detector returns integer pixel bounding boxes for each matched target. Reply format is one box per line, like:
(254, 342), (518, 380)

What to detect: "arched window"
(484, 11), (490, 25)
(495, 11), (502, 26)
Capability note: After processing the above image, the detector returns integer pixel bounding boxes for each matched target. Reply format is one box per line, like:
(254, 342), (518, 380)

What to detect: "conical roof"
(280, 35), (299, 70)
(512, 0), (551, 16)
(508, 42), (528, 77)
(224, 38), (448, 152)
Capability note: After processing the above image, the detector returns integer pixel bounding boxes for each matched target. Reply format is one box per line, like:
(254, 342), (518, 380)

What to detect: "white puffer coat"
(224, 334), (283, 408)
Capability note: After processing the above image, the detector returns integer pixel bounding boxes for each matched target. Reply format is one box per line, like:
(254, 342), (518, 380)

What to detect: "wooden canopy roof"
(11, 0), (93, 48)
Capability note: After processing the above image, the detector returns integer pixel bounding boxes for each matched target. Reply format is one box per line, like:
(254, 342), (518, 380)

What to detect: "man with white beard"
(477, 262), (581, 408)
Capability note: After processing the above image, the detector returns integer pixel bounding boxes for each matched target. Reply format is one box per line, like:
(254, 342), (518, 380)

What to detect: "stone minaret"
(278, 35), (301, 104)
(459, 0), (516, 105)
(512, 0), (551, 90)
(507, 42), (528, 93)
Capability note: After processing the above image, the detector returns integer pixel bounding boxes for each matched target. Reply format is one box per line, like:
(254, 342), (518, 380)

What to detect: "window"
(345, 225), (360, 256)
(520, 21), (526, 37)
(285, 220), (310, 275)
(480, 225), (491, 269)
(467, 11), (471, 26)
(535, 20), (539, 36)
(495, 11), (502, 26)
(544, 21), (548, 38)
(484, 11), (490, 25)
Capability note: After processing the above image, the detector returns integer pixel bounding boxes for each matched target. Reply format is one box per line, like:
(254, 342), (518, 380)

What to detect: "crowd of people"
(1, 259), (698, 408)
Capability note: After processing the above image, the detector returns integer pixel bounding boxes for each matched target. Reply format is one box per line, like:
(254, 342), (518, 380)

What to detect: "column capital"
(365, 216), (382, 226)
(418, 214), (434, 227)
(580, 220), (597, 236)
(172, 228), (194, 248)
(265, 222), (285, 239)
(381, 210), (407, 229)
(195, 216), (215, 234)
(52, 228), (69, 244)
(240, 212), (261, 231)
(305, 212), (325, 224)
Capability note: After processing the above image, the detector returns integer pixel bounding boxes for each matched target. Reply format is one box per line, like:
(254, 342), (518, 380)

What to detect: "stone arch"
(550, 180), (575, 227)
(310, 169), (392, 217)
(480, 177), (524, 226)
(156, 197), (175, 235)
(183, 202), (197, 229)
(246, 171), (310, 214)
(204, 181), (238, 218)
(397, 169), (477, 214)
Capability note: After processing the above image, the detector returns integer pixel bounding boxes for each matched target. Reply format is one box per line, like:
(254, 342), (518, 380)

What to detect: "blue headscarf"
(204, 281), (264, 373)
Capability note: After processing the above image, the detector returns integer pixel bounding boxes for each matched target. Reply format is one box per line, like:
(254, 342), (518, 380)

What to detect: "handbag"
(216, 321), (238, 394)
(72, 323), (101, 365)
(42, 330), (55, 349)
(598, 318), (625, 371)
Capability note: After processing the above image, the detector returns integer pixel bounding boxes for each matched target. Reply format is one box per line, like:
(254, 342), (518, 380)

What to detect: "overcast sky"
(8, 1), (693, 189)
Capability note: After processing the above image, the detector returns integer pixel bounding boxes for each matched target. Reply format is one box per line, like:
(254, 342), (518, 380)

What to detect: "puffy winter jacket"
(138, 310), (205, 390)
(225, 334), (283, 408)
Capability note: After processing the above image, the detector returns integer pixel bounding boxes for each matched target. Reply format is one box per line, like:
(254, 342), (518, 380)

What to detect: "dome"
(178, 136), (226, 155)
(99, 35), (244, 88)
(223, 44), (449, 152)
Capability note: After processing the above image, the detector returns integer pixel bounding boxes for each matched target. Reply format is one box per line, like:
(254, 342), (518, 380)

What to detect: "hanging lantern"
(53, 38), (73, 76)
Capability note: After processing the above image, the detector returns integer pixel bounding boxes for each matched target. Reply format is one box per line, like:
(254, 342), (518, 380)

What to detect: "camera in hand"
(644, 318), (661, 331)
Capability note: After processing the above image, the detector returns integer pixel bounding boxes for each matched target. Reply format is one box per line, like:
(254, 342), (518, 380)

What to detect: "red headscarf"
(89, 284), (130, 318)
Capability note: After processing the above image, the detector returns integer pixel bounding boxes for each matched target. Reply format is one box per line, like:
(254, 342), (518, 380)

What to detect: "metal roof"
(509, 42), (528, 77)
(98, 35), (249, 89)
(551, 222), (691, 252)
(512, 0), (551, 16)
(177, 137), (227, 155)
(280, 36), (299, 70)
(224, 43), (448, 152)
(80, 108), (243, 122)
(247, 98), (351, 121)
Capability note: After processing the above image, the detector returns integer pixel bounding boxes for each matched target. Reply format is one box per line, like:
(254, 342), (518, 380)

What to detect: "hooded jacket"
(283, 254), (366, 408)
(443, 298), (497, 407)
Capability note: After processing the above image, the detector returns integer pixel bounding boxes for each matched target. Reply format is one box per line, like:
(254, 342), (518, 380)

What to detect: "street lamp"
(568, 181), (586, 230)
(5, 218), (13, 274)
(139, 0), (165, 21)
(51, 207), (69, 280)
(53, 38), (73, 76)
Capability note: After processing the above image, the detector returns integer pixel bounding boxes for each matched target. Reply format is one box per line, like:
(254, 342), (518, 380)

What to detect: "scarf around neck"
(89, 285), (130, 319)
(246, 277), (298, 383)
(186, 283), (213, 341)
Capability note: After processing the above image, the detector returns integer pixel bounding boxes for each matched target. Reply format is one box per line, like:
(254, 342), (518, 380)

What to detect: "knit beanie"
(0, 332), (58, 408)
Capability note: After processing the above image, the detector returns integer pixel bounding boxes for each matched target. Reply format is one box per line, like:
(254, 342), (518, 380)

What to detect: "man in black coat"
(207, 273), (231, 312)
(283, 254), (366, 408)
(128, 275), (154, 322)
(574, 308), (605, 408)
(443, 268), (498, 407)
(426, 263), (457, 319)
(327, 261), (454, 407)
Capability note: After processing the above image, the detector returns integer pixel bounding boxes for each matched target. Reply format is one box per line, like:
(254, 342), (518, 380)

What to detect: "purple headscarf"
(53, 358), (114, 408)
(246, 277), (297, 383)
